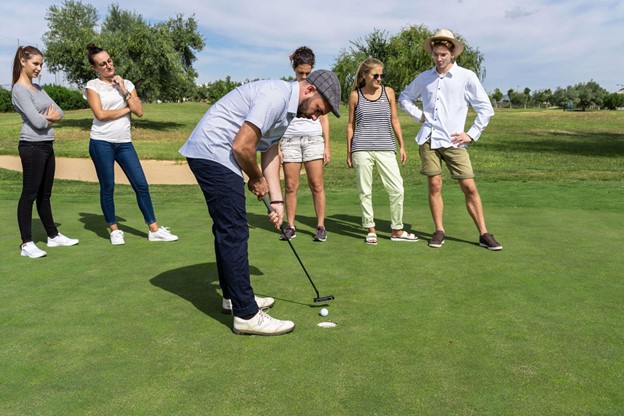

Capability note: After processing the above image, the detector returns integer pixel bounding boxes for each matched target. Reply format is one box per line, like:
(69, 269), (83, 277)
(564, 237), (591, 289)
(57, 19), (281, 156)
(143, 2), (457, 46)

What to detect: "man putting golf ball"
(320, 308), (329, 317)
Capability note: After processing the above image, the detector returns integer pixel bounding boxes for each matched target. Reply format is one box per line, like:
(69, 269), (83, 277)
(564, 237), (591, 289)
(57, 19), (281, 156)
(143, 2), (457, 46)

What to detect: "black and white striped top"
(352, 86), (396, 153)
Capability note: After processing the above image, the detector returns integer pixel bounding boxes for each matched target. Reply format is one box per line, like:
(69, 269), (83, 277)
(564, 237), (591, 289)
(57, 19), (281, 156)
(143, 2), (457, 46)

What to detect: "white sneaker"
(148, 226), (178, 242)
(110, 230), (125, 245)
(222, 296), (275, 314)
(233, 310), (295, 336)
(20, 241), (47, 258)
(47, 233), (79, 247)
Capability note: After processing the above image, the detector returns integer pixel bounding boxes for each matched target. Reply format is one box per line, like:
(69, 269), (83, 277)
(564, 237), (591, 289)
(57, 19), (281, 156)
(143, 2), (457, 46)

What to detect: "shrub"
(0, 87), (13, 112)
(42, 85), (89, 111)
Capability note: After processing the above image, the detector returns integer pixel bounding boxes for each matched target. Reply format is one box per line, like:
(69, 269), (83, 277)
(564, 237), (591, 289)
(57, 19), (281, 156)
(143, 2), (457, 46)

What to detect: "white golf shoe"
(20, 241), (47, 258)
(233, 310), (295, 336)
(222, 296), (275, 314)
(47, 233), (79, 247)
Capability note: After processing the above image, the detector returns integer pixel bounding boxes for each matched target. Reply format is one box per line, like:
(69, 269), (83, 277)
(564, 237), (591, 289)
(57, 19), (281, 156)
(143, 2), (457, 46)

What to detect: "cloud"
(505, 6), (536, 19)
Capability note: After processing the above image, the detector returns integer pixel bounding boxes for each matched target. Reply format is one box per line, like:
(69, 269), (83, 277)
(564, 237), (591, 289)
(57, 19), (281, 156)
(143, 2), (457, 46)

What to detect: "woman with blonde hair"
(347, 58), (418, 245)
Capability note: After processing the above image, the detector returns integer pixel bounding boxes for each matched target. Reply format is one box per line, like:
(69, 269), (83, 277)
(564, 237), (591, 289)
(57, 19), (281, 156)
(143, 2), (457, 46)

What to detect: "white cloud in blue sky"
(1, 0), (622, 92)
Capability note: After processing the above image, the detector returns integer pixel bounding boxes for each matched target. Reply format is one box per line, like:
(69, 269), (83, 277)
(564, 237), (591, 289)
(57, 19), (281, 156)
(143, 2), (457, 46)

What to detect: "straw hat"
(423, 29), (464, 57)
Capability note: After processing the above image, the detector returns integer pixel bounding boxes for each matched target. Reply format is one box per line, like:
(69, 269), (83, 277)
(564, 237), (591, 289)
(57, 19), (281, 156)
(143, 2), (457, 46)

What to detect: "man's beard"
(296, 96), (313, 119)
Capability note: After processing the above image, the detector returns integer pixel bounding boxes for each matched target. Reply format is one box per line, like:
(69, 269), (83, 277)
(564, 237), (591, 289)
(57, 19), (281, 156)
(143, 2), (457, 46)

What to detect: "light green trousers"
(352, 150), (404, 230)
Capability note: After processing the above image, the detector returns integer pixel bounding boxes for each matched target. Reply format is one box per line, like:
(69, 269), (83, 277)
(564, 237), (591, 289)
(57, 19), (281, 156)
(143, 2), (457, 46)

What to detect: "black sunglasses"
(372, 73), (385, 80)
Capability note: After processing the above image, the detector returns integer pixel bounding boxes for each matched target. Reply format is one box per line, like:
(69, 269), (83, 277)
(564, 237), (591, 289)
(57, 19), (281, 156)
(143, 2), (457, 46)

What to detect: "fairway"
(1, 105), (623, 415)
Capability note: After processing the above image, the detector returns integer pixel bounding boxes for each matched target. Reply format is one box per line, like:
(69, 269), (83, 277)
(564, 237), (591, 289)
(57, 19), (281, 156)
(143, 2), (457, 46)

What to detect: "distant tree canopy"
(331, 25), (486, 103)
(43, 0), (204, 102)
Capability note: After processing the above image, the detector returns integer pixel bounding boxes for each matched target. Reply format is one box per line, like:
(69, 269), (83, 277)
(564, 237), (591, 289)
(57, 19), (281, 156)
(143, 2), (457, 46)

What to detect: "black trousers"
(187, 158), (258, 318)
(17, 141), (58, 243)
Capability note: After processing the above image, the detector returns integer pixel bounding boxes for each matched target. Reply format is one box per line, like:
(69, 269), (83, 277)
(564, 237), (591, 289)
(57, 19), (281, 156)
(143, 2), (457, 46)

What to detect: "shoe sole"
(21, 252), (46, 258)
(47, 242), (79, 247)
(428, 240), (445, 248)
(279, 235), (296, 241)
(479, 243), (502, 251)
(232, 326), (295, 336)
(391, 238), (419, 242)
(148, 237), (179, 242)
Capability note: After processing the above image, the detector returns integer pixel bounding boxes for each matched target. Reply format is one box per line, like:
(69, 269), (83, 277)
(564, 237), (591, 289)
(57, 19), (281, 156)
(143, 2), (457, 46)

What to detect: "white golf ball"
(320, 308), (329, 317)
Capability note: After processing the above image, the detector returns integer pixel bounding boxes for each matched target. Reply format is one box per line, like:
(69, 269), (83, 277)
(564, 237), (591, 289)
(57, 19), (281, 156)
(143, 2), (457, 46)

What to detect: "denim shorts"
(280, 135), (324, 163)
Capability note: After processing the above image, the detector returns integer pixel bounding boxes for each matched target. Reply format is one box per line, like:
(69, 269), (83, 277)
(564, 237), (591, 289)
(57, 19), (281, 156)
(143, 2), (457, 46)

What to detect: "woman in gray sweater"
(12, 46), (79, 258)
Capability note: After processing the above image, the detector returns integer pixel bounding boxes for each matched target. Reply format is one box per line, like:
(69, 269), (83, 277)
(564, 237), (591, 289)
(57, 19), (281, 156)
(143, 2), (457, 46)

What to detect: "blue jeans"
(17, 141), (58, 242)
(89, 139), (156, 226)
(187, 158), (258, 318)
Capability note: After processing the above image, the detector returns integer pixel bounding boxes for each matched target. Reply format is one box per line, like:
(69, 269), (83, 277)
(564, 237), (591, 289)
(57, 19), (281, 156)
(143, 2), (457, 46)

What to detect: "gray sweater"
(11, 83), (63, 142)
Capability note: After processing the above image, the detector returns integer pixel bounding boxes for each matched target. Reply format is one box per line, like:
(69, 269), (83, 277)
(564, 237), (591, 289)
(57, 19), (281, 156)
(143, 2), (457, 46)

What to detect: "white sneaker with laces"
(47, 233), (79, 247)
(110, 230), (125, 245)
(148, 226), (178, 242)
(233, 310), (295, 336)
(21, 241), (47, 258)
(222, 296), (275, 314)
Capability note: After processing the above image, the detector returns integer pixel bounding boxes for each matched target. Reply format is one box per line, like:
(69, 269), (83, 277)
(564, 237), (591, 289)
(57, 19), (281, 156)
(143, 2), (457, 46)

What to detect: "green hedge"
(0, 85), (88, 112)
(43, 85), (89, 111)
(0, 88), (12, 112)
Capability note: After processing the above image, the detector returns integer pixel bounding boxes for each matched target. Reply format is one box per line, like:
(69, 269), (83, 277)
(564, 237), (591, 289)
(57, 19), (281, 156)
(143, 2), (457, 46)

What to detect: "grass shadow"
(149, 262), (265, 328)
(58, 118), (186, 132)
(78, 212), (147, 239)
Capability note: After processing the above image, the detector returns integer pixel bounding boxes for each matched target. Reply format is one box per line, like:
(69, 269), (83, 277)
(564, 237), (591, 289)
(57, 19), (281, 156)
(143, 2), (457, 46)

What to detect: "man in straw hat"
(179, 70), (341, 335)
(399, 29), (502, 251)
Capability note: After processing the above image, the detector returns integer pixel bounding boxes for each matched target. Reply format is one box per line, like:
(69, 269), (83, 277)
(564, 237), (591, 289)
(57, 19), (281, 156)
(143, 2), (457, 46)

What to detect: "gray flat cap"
(307, 70), (341, 118)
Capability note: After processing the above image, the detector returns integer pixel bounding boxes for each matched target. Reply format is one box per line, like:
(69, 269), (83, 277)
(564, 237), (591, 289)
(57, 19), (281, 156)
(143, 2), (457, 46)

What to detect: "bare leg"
(428, 175), (444, 232)
(458, 178), (488, 235)
(282, 162), (302, 227)
(303, 159), (325, 228)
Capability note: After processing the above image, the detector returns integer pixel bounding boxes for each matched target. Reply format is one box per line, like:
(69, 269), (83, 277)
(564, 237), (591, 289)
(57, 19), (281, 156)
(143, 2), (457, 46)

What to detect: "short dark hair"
(290, 46), (315, 69)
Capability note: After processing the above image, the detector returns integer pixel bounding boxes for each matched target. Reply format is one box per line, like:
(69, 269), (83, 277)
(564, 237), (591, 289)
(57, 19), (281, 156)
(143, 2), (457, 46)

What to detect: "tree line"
(2, 1), (623, 112)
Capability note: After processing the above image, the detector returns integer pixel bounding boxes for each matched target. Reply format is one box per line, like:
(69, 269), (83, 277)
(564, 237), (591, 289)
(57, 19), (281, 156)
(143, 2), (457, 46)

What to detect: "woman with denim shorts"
(85, 43), (177, 245)
(278, 47), (330, 242)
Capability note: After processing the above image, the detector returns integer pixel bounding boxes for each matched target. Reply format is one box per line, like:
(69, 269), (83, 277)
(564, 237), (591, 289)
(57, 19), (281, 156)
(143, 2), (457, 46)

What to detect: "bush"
(42, 85), (89, 111)
(0, 87), (13, 112)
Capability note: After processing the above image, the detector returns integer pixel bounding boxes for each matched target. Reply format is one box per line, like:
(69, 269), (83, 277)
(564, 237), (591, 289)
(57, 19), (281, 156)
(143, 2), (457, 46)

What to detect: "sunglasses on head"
(372, 73), (385, 80)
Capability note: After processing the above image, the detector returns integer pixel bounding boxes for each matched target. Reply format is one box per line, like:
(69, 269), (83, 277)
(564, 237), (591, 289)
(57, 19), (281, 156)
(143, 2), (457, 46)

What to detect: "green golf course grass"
(0, 104), (622, 415)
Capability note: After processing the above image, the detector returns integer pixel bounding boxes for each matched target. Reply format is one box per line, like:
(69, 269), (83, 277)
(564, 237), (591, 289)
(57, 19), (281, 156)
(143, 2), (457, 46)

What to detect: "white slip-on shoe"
(20, 241), (47, 258)
(47, 233), (79, 247)
(110, 230), (125, 245)
(148, 226), (179, 242)
(222, 296), (275, 314)
(233, 310), (295, 336)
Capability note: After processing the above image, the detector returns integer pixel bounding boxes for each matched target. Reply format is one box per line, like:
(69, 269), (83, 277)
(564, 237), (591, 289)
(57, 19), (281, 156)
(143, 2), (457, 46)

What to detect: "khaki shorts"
(280, 135), (324, 163)
(419, 140), (474, 179)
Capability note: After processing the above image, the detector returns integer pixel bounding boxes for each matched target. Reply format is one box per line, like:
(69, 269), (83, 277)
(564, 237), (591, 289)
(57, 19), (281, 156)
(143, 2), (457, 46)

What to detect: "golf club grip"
(262, 195), (273, 213)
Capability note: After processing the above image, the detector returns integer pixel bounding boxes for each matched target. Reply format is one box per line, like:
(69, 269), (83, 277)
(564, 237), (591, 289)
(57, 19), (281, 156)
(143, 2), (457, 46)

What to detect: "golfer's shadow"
(149, 262), (264, 328)
(78, 212), (147, 239)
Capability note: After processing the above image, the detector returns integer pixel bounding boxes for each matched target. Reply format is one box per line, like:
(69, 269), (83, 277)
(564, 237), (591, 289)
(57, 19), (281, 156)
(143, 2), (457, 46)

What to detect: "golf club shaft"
(263, 196), (321, 298)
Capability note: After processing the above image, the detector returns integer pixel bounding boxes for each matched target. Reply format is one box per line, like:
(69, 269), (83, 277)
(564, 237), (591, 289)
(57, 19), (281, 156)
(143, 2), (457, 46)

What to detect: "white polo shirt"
(179, 80), (299, 176)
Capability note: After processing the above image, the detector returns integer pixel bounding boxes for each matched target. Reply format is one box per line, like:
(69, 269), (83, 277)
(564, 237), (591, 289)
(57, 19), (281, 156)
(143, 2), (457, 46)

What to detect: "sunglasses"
(372, 73), (385, 80)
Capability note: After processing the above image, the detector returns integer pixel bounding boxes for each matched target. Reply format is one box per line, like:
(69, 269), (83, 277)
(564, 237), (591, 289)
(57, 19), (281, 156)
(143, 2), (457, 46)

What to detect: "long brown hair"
(12, 46), (42, 86)
(353, 58), (384, 90)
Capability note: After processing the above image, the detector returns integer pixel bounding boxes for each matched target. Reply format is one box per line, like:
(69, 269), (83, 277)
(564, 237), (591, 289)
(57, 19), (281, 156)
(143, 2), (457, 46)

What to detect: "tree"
(332, 25), (487, 104)
(523, 87), (531, 109)
(603, 92), (624, 110)
(42, 0), (204, 101)
(491, 88), (503, 107)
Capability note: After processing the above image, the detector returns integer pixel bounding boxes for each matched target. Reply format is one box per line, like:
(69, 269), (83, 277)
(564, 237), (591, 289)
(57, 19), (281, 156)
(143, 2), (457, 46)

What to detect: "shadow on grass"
(485, 132), (624, 157)
(78, 212), (148, 239)
(58, 118), (186, 132)
(149, 262), (265, 328)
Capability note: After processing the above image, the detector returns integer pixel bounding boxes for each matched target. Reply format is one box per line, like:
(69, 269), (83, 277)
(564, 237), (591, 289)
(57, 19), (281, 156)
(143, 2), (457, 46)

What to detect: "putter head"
(314, 295), (335, 303)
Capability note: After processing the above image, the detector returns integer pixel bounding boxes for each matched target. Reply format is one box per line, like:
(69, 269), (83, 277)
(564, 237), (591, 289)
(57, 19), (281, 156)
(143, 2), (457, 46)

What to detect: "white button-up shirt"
(399, 63), (494, 148)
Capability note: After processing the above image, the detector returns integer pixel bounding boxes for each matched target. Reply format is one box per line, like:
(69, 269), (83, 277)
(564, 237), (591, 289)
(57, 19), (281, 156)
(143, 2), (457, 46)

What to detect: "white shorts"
(280, 135), (324, 163)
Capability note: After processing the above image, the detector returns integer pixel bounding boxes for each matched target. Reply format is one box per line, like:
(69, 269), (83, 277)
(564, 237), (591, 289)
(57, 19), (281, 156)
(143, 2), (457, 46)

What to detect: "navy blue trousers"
(187, 158), (258, 318)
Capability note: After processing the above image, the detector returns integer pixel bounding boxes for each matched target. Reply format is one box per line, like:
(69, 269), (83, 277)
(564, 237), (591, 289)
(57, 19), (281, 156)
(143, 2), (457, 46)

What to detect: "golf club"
(263, 196), (334, 303)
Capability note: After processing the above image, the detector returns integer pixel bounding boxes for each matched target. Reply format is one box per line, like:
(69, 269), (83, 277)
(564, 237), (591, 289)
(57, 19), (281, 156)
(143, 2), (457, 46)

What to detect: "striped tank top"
(351, 86), (396, 153)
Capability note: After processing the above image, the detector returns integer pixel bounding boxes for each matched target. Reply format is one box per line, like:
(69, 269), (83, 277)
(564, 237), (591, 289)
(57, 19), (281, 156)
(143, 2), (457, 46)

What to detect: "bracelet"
(270, 200), (284, 204)
(124, 92), (132, 101)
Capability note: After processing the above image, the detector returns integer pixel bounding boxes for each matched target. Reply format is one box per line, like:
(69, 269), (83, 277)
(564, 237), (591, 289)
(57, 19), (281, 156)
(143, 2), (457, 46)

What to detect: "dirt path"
(0, 155), (197, 185)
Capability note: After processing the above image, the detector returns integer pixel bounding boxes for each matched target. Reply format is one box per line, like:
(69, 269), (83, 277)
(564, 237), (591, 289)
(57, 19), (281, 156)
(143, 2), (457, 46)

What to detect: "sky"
(1, 0), (623, 93)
